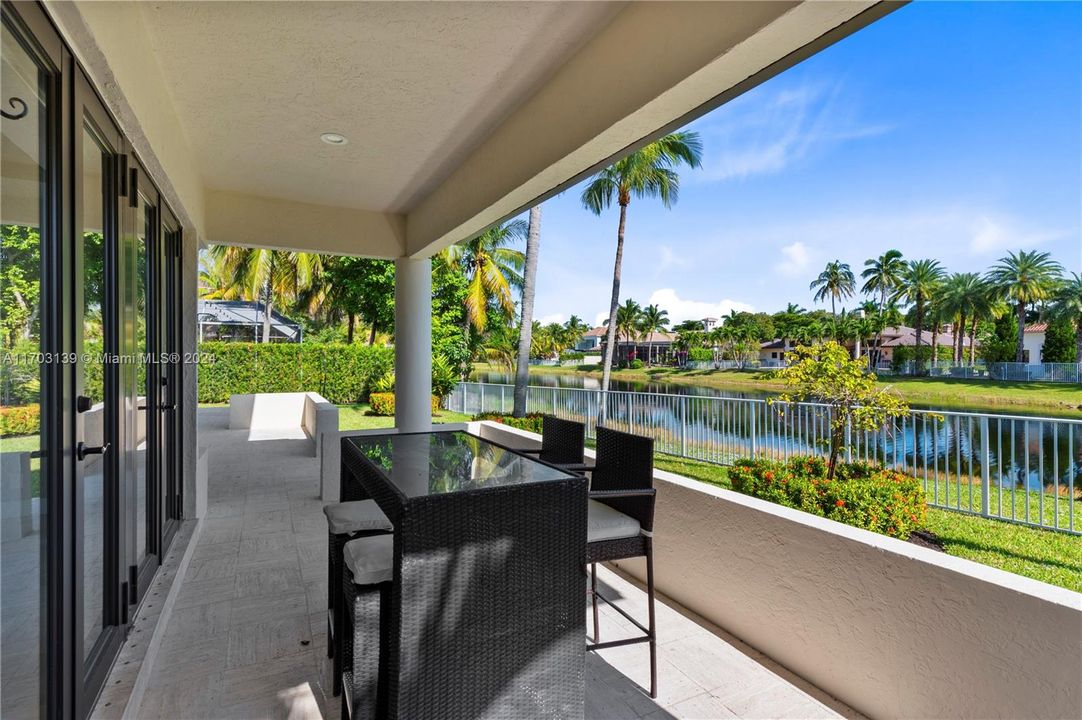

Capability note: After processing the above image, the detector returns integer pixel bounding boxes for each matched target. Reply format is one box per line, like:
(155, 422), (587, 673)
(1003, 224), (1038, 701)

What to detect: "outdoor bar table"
(340, 430), (588, 720)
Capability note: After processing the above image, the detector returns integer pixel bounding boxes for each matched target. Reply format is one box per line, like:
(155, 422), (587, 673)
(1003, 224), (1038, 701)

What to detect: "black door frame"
(72, 66), (127, 717)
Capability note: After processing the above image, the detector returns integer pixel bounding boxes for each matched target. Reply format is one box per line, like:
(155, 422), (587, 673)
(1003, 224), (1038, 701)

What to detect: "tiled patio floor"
(130, 408), (857, 719)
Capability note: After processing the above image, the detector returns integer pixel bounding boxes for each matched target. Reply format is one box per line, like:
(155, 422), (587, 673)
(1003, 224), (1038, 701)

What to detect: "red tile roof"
(1024, 323), (1049, 334)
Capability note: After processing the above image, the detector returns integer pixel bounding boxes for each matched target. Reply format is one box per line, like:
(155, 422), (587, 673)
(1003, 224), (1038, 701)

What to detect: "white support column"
(394, 257), (432, 433)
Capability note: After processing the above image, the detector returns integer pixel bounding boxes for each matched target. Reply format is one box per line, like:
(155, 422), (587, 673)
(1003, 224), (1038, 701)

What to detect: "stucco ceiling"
(137, 1), (623, 214)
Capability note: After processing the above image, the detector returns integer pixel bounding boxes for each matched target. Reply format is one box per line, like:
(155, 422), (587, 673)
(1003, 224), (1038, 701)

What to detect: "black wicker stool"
(324, 500), (392, 695)
(340, 534), (393, 720)
(585, 426), (658, 698)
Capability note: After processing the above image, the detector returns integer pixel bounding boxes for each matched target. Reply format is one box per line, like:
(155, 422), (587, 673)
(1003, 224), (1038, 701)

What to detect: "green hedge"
(368, 392), (442, 417)
(198, 342), (393, 404)
(687, 348), (713, 362)
(729, 456), (926, 539)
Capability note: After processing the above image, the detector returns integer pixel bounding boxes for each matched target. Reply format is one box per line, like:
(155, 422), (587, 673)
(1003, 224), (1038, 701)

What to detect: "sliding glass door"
(1, 4), (187, 717)
(0, 8), (59, 718)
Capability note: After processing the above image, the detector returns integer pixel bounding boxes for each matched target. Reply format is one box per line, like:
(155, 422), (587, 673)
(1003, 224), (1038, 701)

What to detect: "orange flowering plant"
(730, 455), (925, 539)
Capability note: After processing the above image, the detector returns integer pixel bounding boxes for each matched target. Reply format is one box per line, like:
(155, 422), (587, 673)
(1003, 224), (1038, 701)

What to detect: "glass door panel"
(0, 16), (51, 719)
(78, 123), (108, 662)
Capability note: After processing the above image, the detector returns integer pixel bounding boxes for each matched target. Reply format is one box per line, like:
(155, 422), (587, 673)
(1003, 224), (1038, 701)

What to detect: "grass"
(337, 403), (472, 431)
(648, 452), (1082, 592)
(0, 434), (41, 497)
(475, 362), (1082, 417)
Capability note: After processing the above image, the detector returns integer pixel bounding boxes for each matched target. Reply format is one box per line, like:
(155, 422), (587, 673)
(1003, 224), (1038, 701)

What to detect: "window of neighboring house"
(771, 352), (778, 359)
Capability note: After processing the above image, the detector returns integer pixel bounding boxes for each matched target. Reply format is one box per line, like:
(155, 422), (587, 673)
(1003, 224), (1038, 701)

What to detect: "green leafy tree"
(581, 131), (703, 420)
(1040, 316), (1077, 363)
(772, 342), (910, 479)
(318, 257), (395, 344)
(1, 225), (42, 346)
(809, 260), (856, 321)
(1049, 272), (1082, 362)
(986, 250), (1064, 362)
(612, 298), (643, 362)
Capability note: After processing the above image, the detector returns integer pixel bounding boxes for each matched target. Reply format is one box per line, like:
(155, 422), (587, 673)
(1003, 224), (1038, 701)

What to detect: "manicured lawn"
(476, 363), (1082, 416)
(0, 434), (41, 497)
(650, 452), (1082, 592)
(338, 403), (472, 431)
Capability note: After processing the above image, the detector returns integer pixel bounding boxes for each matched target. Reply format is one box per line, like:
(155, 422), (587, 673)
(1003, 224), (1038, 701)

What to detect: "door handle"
(160, 404), (176, 411)
(77, 442), (109, 461)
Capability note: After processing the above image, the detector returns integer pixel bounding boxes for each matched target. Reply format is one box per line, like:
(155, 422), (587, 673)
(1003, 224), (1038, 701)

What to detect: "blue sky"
(521, 1), (1082, 327)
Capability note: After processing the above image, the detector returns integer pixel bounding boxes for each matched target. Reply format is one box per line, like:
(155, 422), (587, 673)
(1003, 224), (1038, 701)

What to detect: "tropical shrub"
(559, 351), (585, 362)
(367, 392), (441, 417)
(628, 359), (644, 369)
(0, 403), (40, 437)
(729, 456), (926, 539)
(472, 412), (545, 434)
(890, 344), (952, 371)
(687, 348), (713, 362)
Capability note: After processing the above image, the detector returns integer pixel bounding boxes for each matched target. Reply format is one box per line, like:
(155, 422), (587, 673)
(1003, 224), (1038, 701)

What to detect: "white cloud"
(967, 215), (1068, 256)
(693, 79), (892, 183)
(657, 244), (687, 271)
(774, 241), (811, 278)
(536, 313), (566, 325)
(646, 289), (754, 324)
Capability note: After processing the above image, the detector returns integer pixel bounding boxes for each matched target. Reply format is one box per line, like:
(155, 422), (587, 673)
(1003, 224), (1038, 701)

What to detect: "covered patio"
(6, 1), (1078, 719)
(107, 409), (853, 720)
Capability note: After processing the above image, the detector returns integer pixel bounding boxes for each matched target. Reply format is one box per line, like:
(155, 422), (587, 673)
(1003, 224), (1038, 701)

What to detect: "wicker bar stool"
(520, 414), (593, 472)
(340, 534), (393, 720)
(323, 500), (393, 696)
(585, 426), (658, 698)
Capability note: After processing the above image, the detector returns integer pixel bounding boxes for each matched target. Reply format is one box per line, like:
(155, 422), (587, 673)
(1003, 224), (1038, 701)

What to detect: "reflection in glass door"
(0, 12), (55, 719)
(128, 166), (158, 599)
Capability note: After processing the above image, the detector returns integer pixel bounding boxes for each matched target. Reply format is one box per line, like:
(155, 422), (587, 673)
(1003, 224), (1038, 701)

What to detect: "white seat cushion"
(588, 499), (641, 543)
(322, 500), (392, 535)
(343, 534), (394, 586)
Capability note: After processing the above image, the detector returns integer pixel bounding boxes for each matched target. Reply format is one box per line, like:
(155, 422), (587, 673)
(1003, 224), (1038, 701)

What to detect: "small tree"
(771, 342), (910, 479)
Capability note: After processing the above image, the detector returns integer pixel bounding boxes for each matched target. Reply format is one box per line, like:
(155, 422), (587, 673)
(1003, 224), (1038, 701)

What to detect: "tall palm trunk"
(347, 313), (356, 344)
(599, 202), (628, 424)
(954, 312), (967, 362)
(262, 281), (273, 344)
(1075, 320), (1082, 364)
(913, 295), (925, 375)
(968, 317), (978, 364)
(368, 323), (377, 346)
(1014, 300), (1026, 362)
(513, 206), (541, 418)
(931, 318), (940, 365)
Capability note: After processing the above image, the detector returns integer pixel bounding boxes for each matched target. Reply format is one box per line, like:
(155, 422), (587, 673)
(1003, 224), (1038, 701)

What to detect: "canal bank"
(472, 364), (1082, 418)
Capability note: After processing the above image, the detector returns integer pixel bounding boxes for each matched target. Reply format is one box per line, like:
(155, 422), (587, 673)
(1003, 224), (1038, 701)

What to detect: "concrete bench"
(228, 392), (338, 459)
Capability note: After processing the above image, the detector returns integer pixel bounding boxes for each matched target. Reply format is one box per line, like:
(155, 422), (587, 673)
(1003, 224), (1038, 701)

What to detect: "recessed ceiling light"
(320, 132), (348, 146)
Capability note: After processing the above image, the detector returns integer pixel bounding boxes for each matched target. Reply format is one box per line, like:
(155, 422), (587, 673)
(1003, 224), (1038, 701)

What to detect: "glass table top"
(345, 431), (578, 498)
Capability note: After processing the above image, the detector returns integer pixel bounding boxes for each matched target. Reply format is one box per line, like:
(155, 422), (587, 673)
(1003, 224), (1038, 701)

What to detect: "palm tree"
(613, 298), (643, 363)
(442, 219), (527, 334)
(897, 259), (945, 367)
(1049, 272), (1082, 362)
(940, 273), (984, 362)
(513, 207), (542, 418)
(809, 260), (856, 321)
(986, 250), (1065, 362)
(563, 315), (589, 347)
(208, 245), (323, 343)
(638, 304), (670, 365)
(861, 250), (905, 367)
(581, 131), (703, 420)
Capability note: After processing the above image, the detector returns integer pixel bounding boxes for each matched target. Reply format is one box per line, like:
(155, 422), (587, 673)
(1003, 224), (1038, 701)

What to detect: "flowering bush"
(367, 393), (441, 417)
(0, 404), (40, 438)
(729, 455), (926, 539)
(471, 412), (549, 434)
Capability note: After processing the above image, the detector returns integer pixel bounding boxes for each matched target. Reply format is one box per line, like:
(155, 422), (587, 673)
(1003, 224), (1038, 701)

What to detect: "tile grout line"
(119, 517), (205, 720)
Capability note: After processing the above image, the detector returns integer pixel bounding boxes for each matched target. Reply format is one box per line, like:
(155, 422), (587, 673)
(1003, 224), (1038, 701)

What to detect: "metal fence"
(880, 361), (1081, 383)
(449, 381), (1082, 535)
